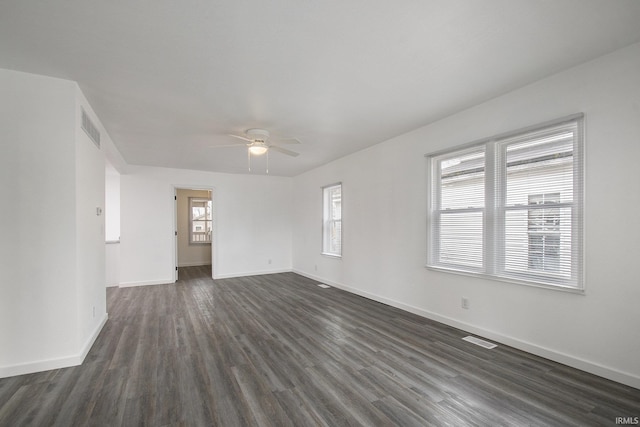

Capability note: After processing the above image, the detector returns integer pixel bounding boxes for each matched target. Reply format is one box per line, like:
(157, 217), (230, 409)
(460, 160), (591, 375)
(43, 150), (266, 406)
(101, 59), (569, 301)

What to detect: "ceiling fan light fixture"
(249, 144), (268, 155)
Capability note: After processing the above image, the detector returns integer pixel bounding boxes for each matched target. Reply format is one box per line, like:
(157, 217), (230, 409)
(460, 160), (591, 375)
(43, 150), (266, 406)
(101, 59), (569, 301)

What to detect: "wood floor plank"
(272, 389), (331, 427)
(373, 395), (440, 427)
(303, 363), (395, 426)
(231, 363), (293, 427)
(1, 266), (638, 426)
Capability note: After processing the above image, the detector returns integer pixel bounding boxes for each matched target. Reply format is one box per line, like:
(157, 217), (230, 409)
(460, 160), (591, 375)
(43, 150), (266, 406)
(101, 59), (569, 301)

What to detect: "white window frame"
(322, 183), (342, 257)
(527, 193), (561, 273)
(189, 197), (212, 245)
(426, 114), (584, 292)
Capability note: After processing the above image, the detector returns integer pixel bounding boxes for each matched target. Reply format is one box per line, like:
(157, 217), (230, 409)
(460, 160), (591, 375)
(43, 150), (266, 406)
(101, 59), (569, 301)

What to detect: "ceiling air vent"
(81, 109), (100, 148)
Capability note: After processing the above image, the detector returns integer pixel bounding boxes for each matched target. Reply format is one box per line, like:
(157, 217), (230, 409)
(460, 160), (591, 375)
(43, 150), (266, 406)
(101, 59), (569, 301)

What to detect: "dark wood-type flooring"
(1, 266), (639, 426)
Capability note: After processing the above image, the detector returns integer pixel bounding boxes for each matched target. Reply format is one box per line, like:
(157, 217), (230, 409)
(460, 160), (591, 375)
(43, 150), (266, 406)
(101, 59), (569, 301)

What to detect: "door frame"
(173, 185), (216, 281)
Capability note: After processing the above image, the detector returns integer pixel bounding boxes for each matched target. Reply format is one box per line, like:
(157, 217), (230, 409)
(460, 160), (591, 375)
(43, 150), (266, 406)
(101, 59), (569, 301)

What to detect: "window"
(322, 183), (342, 257)
(189, 197), (212, 244)
(527, 193), (560, 272)
(427, 115), (584, 290)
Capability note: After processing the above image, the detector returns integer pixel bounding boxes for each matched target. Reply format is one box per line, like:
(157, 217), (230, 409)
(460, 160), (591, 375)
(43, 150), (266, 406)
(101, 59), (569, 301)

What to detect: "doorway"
(174, 188), (213, 281)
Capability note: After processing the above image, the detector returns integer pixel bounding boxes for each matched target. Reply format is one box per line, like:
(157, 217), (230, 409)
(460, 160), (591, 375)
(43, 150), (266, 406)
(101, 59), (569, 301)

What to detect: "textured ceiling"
(2, 0), (640, 176)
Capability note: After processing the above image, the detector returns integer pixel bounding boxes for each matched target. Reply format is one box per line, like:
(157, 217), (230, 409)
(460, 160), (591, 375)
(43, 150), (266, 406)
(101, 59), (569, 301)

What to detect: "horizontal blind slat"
(428, 116), (583, 289)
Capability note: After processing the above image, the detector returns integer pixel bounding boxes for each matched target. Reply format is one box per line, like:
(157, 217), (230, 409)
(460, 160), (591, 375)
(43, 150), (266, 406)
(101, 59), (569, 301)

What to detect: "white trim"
(118, 279), (173, 288)
(321, 253), (342, 259)
(213, 268), (291, 280)
(173, 185), (217, 281)
(78, 313), (108, 364)
(177, 261), (212, 267)
(292, 269), (640, 390)
(425, 265), (585, 295)
(321, 183), (342, 257)
(426, 115), (584, 290)
(188, 196), (213, 245)
(173, 187), (178, 282)
(0, 355), (82, 379)
(0, 313), (108, 379)
(424, 113), (584, 159)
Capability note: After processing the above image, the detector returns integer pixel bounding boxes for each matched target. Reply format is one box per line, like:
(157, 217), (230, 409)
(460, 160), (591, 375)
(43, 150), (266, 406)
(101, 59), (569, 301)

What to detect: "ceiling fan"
(210, 128), (300, 173)
(227, 128), (300, 157)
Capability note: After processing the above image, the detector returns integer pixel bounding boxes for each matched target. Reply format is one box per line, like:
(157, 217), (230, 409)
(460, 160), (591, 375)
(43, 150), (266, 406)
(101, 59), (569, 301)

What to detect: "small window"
(322, 183), (342, 257)
(427, 115), (584, 290)
(189, 197), (212, 244)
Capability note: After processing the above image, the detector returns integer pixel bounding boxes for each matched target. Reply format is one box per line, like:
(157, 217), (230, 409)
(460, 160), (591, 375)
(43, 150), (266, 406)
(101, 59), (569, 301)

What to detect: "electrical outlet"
(314, 264), (318, 271)
(268, 259), (272, 265)
(461, 297), (469, 310)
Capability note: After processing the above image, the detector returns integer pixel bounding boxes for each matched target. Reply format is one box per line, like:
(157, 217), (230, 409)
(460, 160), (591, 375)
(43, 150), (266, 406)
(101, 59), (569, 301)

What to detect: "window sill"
(321, 253), (342, 259)
(425, 265), (585, 295)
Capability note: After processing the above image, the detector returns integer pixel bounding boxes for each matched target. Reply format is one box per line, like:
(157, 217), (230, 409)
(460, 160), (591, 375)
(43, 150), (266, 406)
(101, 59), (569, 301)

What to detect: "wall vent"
(81, 109), (100, 148)
(462, 336), (497, 349)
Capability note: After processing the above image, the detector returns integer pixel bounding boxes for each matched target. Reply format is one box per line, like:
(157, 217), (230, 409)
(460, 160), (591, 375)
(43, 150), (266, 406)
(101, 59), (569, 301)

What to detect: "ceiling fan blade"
(270, 145), (299, 157)
(228, 134), (253, 143)
(273, 136), (301, 144)
(208, 144), (246, 149)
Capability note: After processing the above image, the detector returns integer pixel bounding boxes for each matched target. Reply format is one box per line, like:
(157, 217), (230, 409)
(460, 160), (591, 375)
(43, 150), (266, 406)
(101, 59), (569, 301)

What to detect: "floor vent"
(81, 109), (101, 148)
(317, 284), (331, 289)
(462, 336), (497, 349)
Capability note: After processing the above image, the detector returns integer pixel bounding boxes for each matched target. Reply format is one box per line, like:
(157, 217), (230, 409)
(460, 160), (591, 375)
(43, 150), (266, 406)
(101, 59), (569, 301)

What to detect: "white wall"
(176, 188), (212, 267)
(74, 88), (108, 353)
(292, 43), (640, 388)
(2, 43), (637, 389)
(120, 166), (292, 286)
(0, 69), (78, 375)
(0, 69), (113, 377)
(105, 244), (120, 287)
(105, 162), (121, 287)
(105, 163), (121, 242)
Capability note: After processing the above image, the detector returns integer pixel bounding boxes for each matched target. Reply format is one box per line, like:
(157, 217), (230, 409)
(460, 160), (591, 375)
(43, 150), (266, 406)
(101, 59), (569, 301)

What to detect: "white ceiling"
(2, 1), (640, 176)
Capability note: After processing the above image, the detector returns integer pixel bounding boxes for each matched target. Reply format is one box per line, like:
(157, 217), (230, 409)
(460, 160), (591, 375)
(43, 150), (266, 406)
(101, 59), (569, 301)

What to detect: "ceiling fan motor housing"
(246, 128), (270, 142)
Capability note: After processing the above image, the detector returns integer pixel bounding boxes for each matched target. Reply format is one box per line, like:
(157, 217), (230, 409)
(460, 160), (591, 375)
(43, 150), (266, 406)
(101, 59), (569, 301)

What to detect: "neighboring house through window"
(427, 115), (584, 290)
(528, 193), (561, 272)
(189, 197), (212, 244)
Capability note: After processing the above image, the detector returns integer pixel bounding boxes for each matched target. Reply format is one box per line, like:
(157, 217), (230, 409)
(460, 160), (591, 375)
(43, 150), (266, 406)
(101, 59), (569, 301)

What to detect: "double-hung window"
(427, 115), (584, 290)
(189, 197), (212, 244)
(322, 183), (342, 257)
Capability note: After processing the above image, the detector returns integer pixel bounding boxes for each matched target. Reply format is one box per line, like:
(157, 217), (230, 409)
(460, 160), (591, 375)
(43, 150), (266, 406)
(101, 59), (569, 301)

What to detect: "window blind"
(496, 121), (583, 287)
(322, 183), (342, 256)
(433, 148), (485, 269)
(427, 115), (584, 290)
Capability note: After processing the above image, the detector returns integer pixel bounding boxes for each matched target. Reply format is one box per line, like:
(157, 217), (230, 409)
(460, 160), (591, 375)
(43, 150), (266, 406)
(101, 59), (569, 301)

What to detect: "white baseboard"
(0, 313), (108, 379)
(178, 262), (212, 267)
(0, 355), (82, 379)
(78, 313), (108, 362)
(293, 269), (640, 390)
(118, 278), (174, 288)
(214, 268), (291, 280)
(119, 268), (289, 285)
